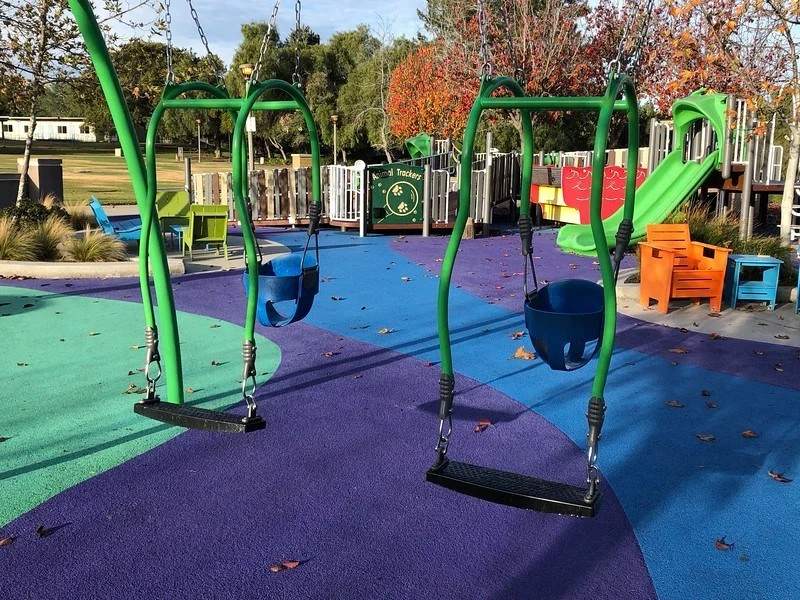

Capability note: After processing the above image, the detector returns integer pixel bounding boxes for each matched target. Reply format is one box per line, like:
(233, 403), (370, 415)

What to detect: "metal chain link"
(184, 0), (224, 84)
(625, 0), (655, 76)
(499, 0), (522, 83)
(252, 0), (282, 84)
(477, 0), (493, 78)
(293, 0), (301, 85)
(164, 0), (175, 84)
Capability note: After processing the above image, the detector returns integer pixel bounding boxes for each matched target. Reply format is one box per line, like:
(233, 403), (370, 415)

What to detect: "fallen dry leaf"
(679, 328), (689, 333)
(664, 400), (685, 408)
(16, 362), (28, 367)
(768, 470), (792, 483)
(282, 560), (301, 569)
(710, 333), (721, 340)
(0, 535), (14, 547)
(705, 401), (718, 409)
(0, 437), (9, 443)
(715, 537), (734, 551)
(670, 361), (678, 366)
(669, 348), (690, 354)
(210, 324), (220, 328)
(36, 525), (51, 538)
(742, 430), (759, 439)
(513, 346), (536, 360)
(269, 565), (285, 573)
(322, 351), (339, 358)
(378, 328), (394, 334)
(88, 332), (98, 337)
(186, 387), (194, 394)
(131, 344), (141, 349)
(753, 350), (765, 356)
(696, 434), (716, 442)
(473, 419), (492, 433)
(708, 312), (721, 318)
(774, 363), (784, 372)
(401, 277), (411, 282)
(211, 360), (219, 366)
(423, 360), (432, 367)
(510, 331), (525, 340)
(775, 334), (790, 340)
(701, 390), (712, 397)
(331, 296), (344, 301)
(693, 322), (700, 327)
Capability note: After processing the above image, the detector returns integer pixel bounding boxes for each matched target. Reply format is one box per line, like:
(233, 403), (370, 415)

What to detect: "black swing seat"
(134, 398), (266, 433)
(426, 459), (600, 518)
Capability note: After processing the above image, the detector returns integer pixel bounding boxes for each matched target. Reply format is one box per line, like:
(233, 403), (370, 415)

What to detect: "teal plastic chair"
(89, 196), (142, 242)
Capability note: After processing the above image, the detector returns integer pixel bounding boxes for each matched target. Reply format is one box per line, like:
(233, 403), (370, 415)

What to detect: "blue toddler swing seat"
(242, 223), (320, 327)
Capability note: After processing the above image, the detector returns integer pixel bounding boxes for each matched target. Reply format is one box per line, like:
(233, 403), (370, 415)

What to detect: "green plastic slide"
(556, 91), (728, 256)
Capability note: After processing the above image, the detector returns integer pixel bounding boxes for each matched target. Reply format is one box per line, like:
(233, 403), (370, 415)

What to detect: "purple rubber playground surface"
(2, 226), (799, 599)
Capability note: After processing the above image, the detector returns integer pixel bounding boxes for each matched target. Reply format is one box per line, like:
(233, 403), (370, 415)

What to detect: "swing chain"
(164, 0), (175, 84)
(477, 0), (493, 78)
(519, 214), (537, 298)
(241, 340), (259, 418)
(293, 0), (302, 85)
(435, 413), (453, 457)
(184, 0), (224, 84)
(625, 0), (655, 75)
(434, 373), (455, 461)
(144, 327), (162, 400)
(499, 0), (522, 83)
(252, 0), (282, 84)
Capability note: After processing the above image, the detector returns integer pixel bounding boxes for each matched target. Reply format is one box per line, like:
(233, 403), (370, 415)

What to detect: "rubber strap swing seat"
(425, 71), (639, 518)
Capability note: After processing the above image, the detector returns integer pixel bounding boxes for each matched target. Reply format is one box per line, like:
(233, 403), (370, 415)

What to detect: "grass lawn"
(0, 141), (234, 205)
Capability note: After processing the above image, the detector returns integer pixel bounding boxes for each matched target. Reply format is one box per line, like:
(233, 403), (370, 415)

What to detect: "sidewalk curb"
(0, 257), (185, 279)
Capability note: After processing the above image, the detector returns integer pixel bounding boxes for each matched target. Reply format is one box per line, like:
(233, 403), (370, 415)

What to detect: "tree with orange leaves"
(662, 0), (799, 240)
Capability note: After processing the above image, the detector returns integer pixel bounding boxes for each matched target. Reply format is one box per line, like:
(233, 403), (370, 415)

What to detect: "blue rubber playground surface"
(1, 227), (799, 599)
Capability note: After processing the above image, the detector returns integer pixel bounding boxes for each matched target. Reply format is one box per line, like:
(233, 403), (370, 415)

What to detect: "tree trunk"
(16, 0), (50, 206)
(779, 120), (800, 242)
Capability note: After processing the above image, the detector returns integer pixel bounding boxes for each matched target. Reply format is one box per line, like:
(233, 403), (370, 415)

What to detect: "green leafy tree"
(0, 0), (148, 204)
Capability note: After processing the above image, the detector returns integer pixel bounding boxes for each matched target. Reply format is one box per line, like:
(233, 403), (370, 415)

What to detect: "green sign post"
(369, 164), (425, 225)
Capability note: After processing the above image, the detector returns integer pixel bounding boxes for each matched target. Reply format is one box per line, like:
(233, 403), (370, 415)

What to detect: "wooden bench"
(639, 223), (731, 313)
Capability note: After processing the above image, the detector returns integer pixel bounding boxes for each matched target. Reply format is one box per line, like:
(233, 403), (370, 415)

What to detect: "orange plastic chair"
(639, 223), (731, 313)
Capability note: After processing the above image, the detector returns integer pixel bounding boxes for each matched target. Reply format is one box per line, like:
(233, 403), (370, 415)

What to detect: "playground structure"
(555, 94), (792, 254)
(186, 136), (518, 236)
(67, 0), (322, 432)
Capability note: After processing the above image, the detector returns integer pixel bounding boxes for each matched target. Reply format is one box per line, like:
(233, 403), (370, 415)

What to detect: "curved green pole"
(141, 82), (236, 405)
(232, 80), (321, 342)
(67, 0), (185, 406)
(437, 77), (533, 377)
(588, 73), (638, 398)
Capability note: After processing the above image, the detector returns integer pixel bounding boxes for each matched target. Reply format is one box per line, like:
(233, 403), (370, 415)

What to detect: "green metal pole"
(67, 0), (183, 405)
(588, 73), (638, 399)
(161, 99), (300, 111)
(232, 79), (322, 343)
(141, 82), (236, 404)
(437, 77), (532, 377)
(480, 97), (630, 112)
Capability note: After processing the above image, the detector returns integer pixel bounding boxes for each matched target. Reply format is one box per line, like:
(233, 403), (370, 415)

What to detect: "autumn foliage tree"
(387, 45), (473, 140)
(662, 0), (799, 240)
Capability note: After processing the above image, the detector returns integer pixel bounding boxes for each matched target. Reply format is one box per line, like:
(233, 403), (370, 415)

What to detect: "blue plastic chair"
(524, 279), (605, 371)
(89, 196), (142, 242)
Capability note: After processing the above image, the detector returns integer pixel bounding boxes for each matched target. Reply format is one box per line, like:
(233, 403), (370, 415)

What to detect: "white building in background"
(0, 116), (96, 142)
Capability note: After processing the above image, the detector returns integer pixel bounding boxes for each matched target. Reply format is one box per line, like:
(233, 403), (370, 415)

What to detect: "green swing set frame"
(426, 72), (639, 517)
(67, 0), (321, 432)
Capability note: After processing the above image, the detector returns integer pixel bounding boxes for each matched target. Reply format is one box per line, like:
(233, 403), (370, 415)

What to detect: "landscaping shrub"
(63, 228), (125, 262)
(0, 216), (36, 261)
(1, 197), (69, 227)
(63, 198), (96, 230)
(30, 215), (72, 261)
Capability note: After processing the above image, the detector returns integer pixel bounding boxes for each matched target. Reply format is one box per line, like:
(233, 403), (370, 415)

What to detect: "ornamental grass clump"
(30, 215), (72, 261)
(63, 197), (96, 230)
(0, 216), (36, 261)
(64, 227), (125, 262)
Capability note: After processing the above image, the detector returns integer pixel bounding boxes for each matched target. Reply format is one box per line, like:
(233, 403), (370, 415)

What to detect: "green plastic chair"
(156, 190), (191, 248)
(183, 204), (229, 260)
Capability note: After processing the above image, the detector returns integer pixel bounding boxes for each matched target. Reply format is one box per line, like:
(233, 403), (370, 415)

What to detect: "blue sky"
(154, 0), (428, 66)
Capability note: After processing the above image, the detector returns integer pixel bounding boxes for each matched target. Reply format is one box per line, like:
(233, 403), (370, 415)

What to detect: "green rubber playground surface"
(0, 286), (280, 526)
